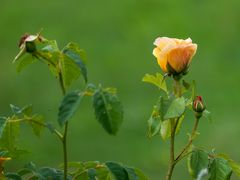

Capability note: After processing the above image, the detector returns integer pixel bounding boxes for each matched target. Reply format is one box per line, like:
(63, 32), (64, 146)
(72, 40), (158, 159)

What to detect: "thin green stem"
(174, 80), (182, 98)
(165, 119), (176, 180)
(165, 78), (202, 180)
(58, 66), (68, 180)
(165, 79), (182, 180)
(32, 50), (68, 179)
(175, 117), (200, 162)
(63, 122), (68, 180)
(174, 151), (193, 164)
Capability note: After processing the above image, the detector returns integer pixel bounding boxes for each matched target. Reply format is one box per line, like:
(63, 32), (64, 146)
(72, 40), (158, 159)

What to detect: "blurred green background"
(1, 0), (240, 179)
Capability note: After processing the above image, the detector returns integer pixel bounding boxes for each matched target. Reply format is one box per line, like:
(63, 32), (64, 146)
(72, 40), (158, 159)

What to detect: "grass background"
(1, 0), (240, 179)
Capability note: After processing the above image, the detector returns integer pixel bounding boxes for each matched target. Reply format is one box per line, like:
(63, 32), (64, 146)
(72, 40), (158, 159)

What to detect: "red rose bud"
(193, 96), (205, 113)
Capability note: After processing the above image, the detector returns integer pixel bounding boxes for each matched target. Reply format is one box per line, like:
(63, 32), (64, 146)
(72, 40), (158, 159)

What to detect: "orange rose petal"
(154, 37), (176, 50)
(152, 47), (160, 58)
(157, 56), (168, 73)
(153, 47), (168, 72)
(167, 44), (197, 73)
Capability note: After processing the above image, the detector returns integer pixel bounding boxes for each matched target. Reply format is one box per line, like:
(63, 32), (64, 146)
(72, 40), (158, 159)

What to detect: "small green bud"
(25, 41), (36, 53)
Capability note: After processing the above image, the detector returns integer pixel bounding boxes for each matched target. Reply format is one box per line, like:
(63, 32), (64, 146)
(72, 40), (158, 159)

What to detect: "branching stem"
(165, 79), (201, 180)
(165, 78), (182, 180)
(36, 48), (68, 180)
(9, 118), (63, 140)
(165, 104), (200, 180)
(175, 117), (200, 162)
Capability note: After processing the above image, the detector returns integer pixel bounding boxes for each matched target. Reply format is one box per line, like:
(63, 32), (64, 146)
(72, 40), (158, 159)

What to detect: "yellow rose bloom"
(153, 37), (197, 75)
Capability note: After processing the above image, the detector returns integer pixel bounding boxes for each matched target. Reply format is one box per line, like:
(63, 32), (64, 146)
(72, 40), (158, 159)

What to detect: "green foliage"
(164, 97), (185, 120)
(142, 73), (167, 93)
(8, 32), (147, 180)
(62, 42), (87, 83)
(8, 162), (68, 180)
(58, 90), (83, 127)
(142, 66), (237, 180)
(10, 104), (22, 114)
(147, 95), (185, 140)
(93, 86), (123, 135)
(28, 115), (44, 137)
(0, 117), (20, 155)
(11, 33), (137, 179)
(160, 115), (184, 141)
(132, 168), (148, 180)
(0, 117), (7, 137)
(209, 158), (232, 180)
(16, 54), (35, 73)
(0, 104), (45, 158)
(147, 104), (161, 138)
(0, 149), (8, 157)
(13, 34), (87, 89)
(187, 148), (237, 180)
(216, 154), (240, 177)
(188, 149), (209, 179)
(41, 40), (59, 53)
(63, 161), (147, 180)
(203, 110), (212, 122)
(159, 120), (171, 141)
(5, 173), (22, 180)
(37, 40), (61, 77)
(60, 54), (82, 88)
(20, 104), (33, 116)
(143, 69), (234, 180)
(106, 162), (129, 180)
(147, 96), (168, 138)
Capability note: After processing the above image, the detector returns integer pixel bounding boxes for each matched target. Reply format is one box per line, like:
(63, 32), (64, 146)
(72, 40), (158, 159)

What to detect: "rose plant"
(143, 37), (240, 180)
(0, 32), (147, 180)
(0, 32), (239, 180)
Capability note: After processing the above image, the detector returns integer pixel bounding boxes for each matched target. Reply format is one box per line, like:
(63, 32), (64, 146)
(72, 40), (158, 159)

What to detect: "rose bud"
(14, 33), (44, 63)
(152, 37), (197, 77)
(193, 96), (205, 118)
(19, 34), (42, 53)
